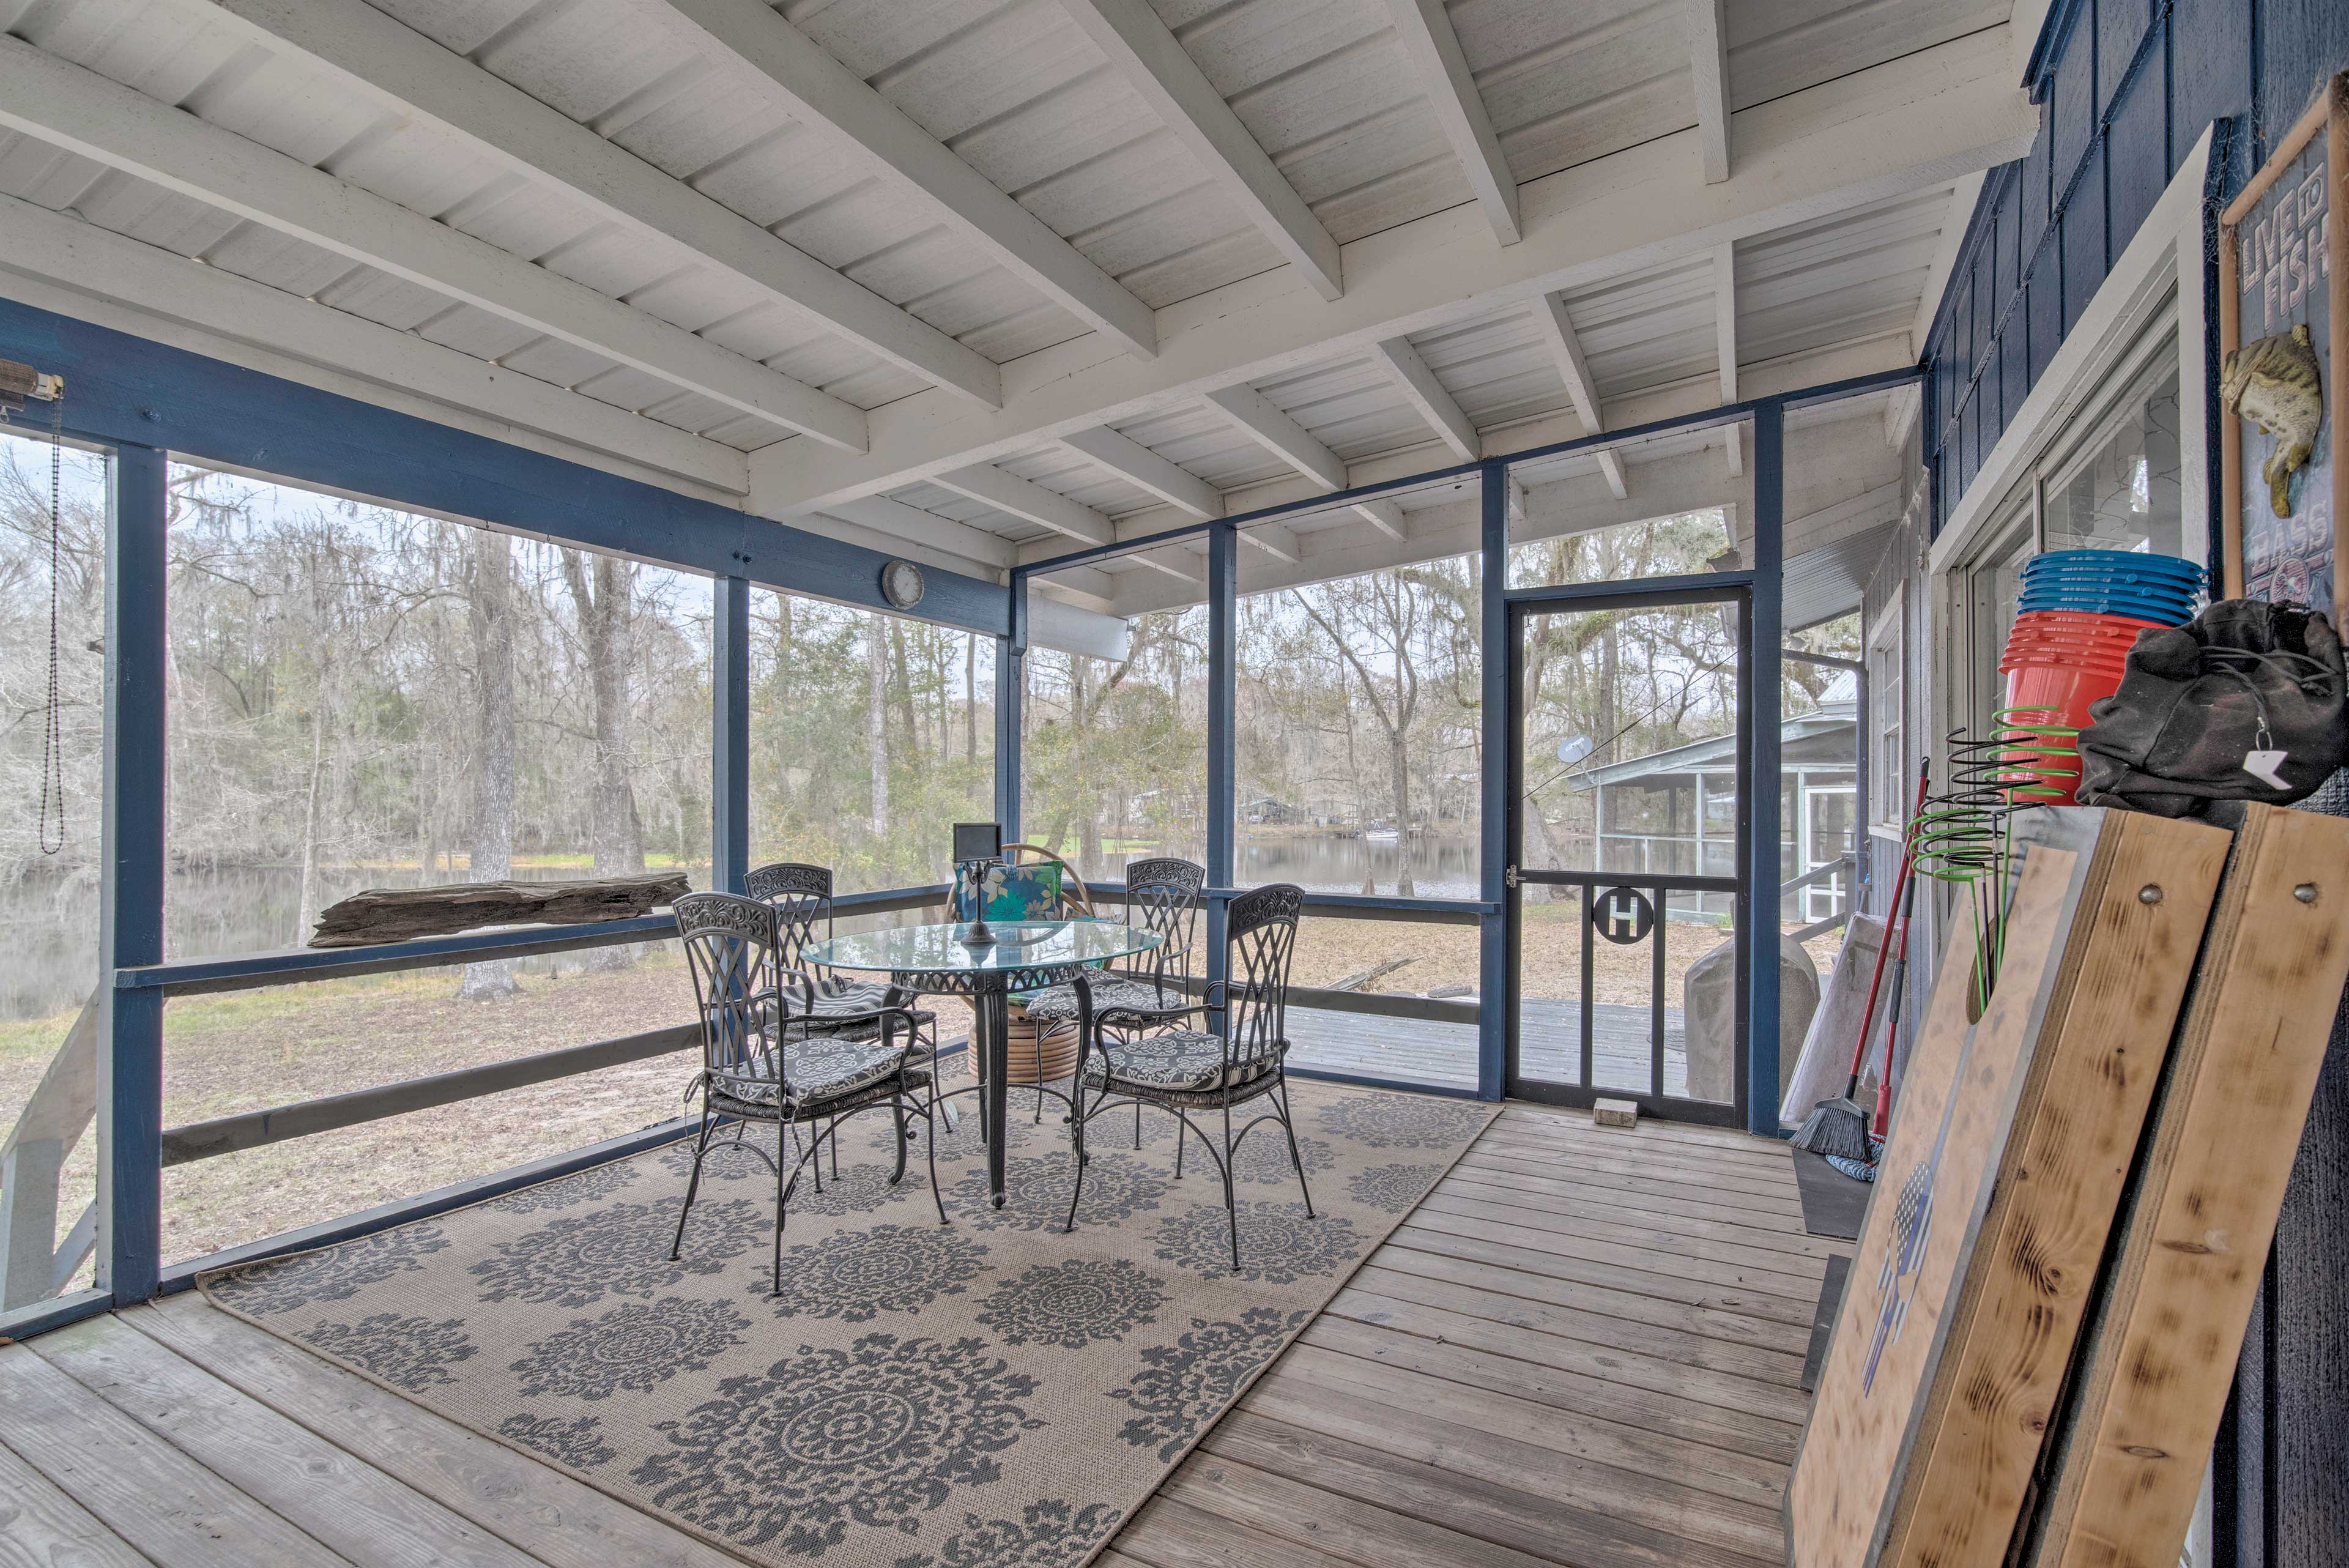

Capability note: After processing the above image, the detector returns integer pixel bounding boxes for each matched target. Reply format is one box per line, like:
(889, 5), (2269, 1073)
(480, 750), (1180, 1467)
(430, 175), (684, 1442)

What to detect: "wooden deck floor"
(1290, 1000), (1693, 1098)
(0, 1105), (1835, 1568)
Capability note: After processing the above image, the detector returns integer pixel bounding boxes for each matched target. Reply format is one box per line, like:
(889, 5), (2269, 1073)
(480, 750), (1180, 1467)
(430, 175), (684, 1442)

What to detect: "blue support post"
(1205, 526), (1236, 1004)
(995, 576), (1026, 839)
(711, 574), (750, 893)
(102, 444), (168, 1304)
(1747, 403), (1785, 1136)
(1477, 461), (1509, 1102)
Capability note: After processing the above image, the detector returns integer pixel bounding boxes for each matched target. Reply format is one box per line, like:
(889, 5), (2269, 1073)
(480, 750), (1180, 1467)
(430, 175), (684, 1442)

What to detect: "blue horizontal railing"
(115, 884), (951, 995)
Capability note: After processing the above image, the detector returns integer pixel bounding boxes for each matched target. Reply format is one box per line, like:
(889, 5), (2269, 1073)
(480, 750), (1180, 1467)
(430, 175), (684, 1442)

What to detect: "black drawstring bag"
(2075, 600), (2349, 818)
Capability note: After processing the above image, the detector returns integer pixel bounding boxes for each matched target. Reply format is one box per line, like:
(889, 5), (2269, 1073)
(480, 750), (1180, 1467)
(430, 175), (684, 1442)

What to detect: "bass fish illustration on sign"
(2222, 323), (2325, 518)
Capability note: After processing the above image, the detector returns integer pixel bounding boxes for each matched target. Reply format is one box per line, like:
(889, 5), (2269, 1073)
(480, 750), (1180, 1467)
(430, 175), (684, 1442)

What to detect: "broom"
(1792, 760), (1927, 1159)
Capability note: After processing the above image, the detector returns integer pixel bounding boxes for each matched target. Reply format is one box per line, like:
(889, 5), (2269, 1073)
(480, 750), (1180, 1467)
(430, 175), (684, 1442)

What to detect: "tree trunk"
(461, 530), (521, 1000)
(867, 614), (890, 834)
(563, 551), (643, 972)
(1389, 728), (1416, 898)
(965, 631), (978, 765)
(294, 699), (327, 943)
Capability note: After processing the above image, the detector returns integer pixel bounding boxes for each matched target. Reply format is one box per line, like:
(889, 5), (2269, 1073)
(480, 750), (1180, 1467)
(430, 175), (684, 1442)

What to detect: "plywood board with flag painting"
(1787, 808), (2230, 1568)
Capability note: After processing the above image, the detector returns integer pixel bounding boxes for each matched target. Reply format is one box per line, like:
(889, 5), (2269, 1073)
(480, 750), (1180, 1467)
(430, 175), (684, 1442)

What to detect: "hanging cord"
(37, 391), (65, 855)
(2199, 644), (2336, 754)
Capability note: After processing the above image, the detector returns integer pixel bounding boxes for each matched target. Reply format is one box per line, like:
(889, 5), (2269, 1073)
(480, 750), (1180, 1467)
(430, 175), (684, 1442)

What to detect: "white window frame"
(1866, 582), (1907, 838)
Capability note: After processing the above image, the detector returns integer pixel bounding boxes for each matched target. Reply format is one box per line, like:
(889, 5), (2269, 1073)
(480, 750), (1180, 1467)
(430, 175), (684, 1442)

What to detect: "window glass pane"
(746, 590), (993, 893)
(1022, 552), (1206, 883)
(164, 465), (714, 958)
(161, 948), (697, 1267)
(1237, 515), (1481, 899)
(2041, 358), (2181, 555)
(0, 425), (108, 1301)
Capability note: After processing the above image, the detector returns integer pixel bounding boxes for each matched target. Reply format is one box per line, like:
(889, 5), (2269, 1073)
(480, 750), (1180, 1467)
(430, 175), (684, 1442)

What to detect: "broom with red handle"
(1791, 759), (1928, 1159)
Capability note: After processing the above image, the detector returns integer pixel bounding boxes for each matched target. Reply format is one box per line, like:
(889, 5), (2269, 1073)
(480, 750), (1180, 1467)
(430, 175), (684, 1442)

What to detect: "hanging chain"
(37, 390), (65, 855)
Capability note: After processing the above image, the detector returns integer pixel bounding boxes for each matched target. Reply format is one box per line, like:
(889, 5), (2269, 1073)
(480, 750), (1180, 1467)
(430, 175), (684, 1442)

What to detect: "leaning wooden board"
(1787, 808), (2231, 1568)
(2022, 803), (2349, 1568)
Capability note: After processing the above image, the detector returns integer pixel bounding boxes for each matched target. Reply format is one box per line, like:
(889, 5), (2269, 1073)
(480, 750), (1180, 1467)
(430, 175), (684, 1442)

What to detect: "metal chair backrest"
(1123, 856), (1204, 989)
(745, 861), (833, 971)
(675, 892), (782, 1099)
(1223, 883), (1302, 1076)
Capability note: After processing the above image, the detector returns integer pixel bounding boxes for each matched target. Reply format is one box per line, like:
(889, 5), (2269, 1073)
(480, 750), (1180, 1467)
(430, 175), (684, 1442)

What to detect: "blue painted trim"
(1285, 1065), (1483, 1101)
(995, 581), (1025, 836)
(1746, 403), (1786, 1137)
(1200, 888), (1491, 921)
(101, 443), (168, 1306)
(0, 296), (1008, 636)
(1206, 524), (1236, 1016)
(1477, 460), (1509, 1103)
(713, 575), (751, 894)
(0, 1287), (114, 1344)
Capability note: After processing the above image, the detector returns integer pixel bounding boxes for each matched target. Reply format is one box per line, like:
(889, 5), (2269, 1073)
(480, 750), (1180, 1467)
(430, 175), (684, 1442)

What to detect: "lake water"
(1235, 833), (1479, 901)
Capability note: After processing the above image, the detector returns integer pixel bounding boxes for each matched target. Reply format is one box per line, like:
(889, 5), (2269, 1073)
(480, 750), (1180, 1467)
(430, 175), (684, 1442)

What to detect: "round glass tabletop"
(803, 919), (1162, 977)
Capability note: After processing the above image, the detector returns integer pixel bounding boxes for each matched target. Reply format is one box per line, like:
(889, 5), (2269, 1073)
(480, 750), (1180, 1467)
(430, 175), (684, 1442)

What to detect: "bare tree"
(559, 549), (644, 876)
(866, 612), (889, 835)
(459, 529), (520, 1000)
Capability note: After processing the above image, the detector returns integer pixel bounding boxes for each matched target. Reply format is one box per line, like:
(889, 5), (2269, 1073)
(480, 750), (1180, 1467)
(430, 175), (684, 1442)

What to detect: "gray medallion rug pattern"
(201, 1078), (1495, 1568)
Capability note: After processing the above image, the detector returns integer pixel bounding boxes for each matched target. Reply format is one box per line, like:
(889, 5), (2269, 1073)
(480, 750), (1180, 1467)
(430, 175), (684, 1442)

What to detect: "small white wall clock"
(879, 558), (924, 611)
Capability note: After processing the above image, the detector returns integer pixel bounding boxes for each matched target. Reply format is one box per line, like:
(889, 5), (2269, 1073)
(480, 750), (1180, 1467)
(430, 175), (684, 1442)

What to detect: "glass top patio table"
(802, 919), (1162, 980)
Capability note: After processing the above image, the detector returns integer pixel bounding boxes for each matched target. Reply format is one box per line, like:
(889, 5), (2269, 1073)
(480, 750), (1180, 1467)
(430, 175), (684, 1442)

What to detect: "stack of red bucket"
(1998, 549), (2206, 803)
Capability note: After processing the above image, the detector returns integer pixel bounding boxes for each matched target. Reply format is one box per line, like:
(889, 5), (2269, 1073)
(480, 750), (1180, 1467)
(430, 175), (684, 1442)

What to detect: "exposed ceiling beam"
(1529, 292), (1628, 499)
(1056, 425), (1222, 518)
(932, 463), (1115, 548)
(1911, 170), (1986, 357)
(1058, 0), (1342, 302)
(1127, 547), (1201, 584)
(653, 0), (1157, 360)
(751, 28), (2037, 513)
(818, 494), (1016, 571)
(1203, 385), (1347, 489)
(1885, 382), (1923, 450)
(1715, 241), (1743, 476)
(1688, 0), (1732, 185)
(0, 37), (868, 451)
(1240, 521), (1301, 564)
(1381, 0), (1521, 245)
(1033, 565), (1119, 617)
(1369, 336), (1480, 463)
(0, 192), (749, 498)
(1353, 499), (1406, 539)
(183, 0), (1001, 409)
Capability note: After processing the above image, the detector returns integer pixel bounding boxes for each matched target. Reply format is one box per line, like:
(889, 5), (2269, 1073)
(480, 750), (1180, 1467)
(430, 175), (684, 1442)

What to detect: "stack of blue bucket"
(2016, 549), (2205, 625)
(2001, 550), (2206, 803)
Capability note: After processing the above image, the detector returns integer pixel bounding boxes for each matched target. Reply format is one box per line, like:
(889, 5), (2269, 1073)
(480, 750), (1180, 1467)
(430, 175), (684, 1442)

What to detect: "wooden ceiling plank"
(655, 0), (1158, 360)
(1058, 425), (1223, 518)
(932, 463), (1116, 547)
(1370, 335), (1480, 463)
(1381, 0), (1521, 245)
(1059, 0), (1341, 302)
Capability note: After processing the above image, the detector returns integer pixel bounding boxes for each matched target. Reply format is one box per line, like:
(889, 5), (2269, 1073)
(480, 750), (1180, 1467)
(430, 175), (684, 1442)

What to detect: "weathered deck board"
(6, 1099), (1834, 1568)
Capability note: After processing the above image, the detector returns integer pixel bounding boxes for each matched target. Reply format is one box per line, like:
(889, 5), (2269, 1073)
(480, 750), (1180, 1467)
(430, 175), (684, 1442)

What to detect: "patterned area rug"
(201, 1078), (1496, 1568)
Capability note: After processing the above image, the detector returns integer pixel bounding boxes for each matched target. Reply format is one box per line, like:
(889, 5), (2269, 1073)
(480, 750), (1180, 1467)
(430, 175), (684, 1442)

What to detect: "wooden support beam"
(1203, 384), (1347, 489)
(1058, 425), (1223, 518)
(1239, 521), (1301, 564)
(752, 31), (2038, 512)
(1529, 292), (1628, 498)
(0, 194), (748, 497)
(0, 37), (867, 450)
(1688, 0), (1732, 184)
(933, 463), (1115, 547)
(1370, 335), (1480, 462)
(1353, 498), (1406, 539)
(1381, 0), (1521, 245)
(655, 0), (1157, 360)
(181, 0), (1001, 409)
(1715, 241), (1743, 476)
(1058, 0), (1341, 301)
(814, 494), (1017, 571)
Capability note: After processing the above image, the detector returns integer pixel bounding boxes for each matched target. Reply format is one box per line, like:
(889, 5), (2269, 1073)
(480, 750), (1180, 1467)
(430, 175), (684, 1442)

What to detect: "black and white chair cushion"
(1082, 1028), (1284, 1093)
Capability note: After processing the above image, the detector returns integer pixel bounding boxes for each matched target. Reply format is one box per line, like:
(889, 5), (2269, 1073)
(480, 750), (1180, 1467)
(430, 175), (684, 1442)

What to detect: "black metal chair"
(1022, 856), (1204, 1142)
(747, 860), (947, 1150)
(669, 892), (946, 1295)
(1064, 882), (1313, 1271)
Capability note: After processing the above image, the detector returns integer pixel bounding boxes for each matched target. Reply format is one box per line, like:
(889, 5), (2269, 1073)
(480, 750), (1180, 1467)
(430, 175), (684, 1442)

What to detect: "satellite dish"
(1556, 735), (1594, 765)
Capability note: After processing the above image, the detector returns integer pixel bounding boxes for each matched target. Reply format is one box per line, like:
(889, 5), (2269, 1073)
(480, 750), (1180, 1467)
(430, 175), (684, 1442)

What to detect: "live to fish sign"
(1592, 886), (1655, 945)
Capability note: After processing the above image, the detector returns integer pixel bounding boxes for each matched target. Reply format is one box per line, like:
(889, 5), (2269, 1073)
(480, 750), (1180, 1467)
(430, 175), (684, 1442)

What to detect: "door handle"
(1504, 864), (1519, 889)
